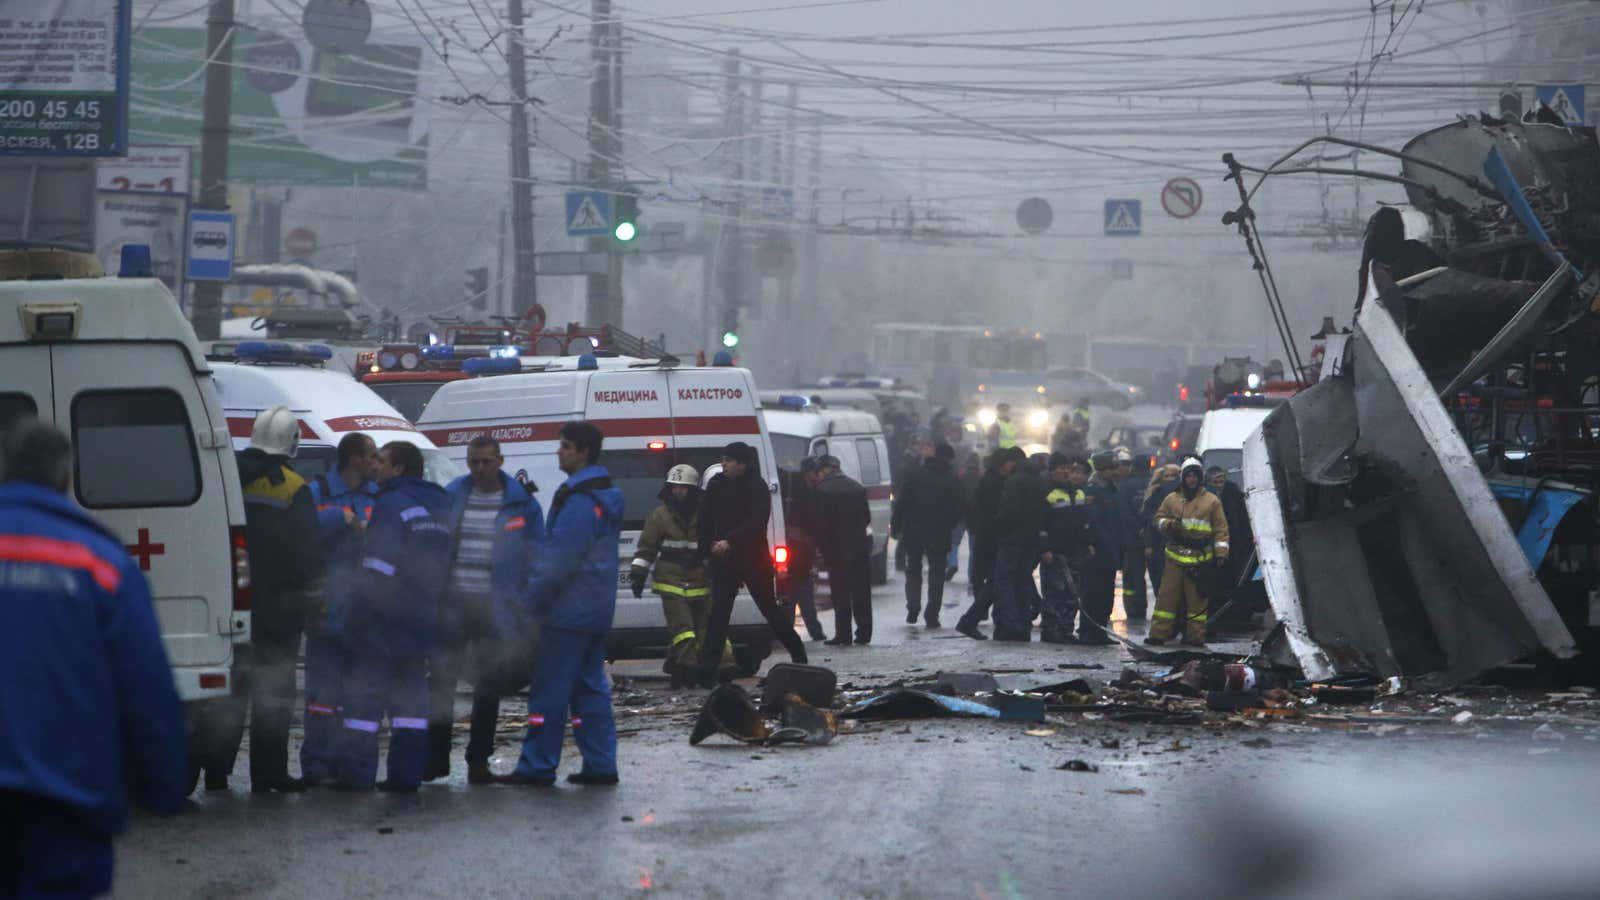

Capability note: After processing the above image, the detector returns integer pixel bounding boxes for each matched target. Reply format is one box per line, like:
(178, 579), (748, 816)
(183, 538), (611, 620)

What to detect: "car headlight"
(977, 407), (997, 428)
(1027, 408), (1049, 429)
(1246, 373), (1262, 390)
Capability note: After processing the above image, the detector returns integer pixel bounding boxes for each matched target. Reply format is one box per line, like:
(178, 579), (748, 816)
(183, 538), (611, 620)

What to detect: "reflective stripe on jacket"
(633, 502), (708, 597)
(1154, 487), (1229, 567)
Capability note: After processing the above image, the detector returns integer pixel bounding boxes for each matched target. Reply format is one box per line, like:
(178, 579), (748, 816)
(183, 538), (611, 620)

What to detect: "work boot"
(924, 617), (942, 630)
(567, 771), (620, 786)
(905, 610), (918, 625)
(496, 772), (555, 788)
(956, 622), (988, 641)
(467, 762), (495, 785)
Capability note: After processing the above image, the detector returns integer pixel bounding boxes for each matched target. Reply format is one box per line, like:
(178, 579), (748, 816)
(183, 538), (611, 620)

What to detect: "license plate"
(618, 569), (632, 589)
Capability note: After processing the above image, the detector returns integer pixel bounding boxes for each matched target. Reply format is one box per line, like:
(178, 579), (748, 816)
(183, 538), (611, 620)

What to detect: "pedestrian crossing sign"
(1104, 199), (1141, 236)
(1535, 85), (1585, 126)
(565, 191), (612, 236)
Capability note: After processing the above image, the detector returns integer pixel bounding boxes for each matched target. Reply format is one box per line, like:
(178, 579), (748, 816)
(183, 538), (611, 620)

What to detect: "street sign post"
(1535, 85), (1585, 126)
(565, 191), (612, 236)
(1161, 177), (1203, 219)
(186, 210), (236, 281)
(1104, 199), (1142, 236)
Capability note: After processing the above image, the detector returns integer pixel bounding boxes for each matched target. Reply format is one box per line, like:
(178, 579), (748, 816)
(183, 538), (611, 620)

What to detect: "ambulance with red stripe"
(207, 342), (464, 487)
(416, 354), (785, 674)
(1, 247), (251, 789)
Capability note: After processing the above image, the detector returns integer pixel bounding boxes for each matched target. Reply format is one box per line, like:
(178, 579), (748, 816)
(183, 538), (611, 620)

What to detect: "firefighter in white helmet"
(1146, 456), (1229, 647)
(630, 464), (737, 687)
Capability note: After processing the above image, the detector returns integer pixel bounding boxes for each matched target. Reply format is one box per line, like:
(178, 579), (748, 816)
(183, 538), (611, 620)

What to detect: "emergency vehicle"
(0, 247), (251, 775)
(207, 342), (464, 486)
(762, 396), (894, 584)
(417, 352), (784, 674)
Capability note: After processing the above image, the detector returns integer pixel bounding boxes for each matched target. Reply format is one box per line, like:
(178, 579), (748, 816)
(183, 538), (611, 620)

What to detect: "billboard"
(131, 27), (430, 188)
(0, 0), (131, 156)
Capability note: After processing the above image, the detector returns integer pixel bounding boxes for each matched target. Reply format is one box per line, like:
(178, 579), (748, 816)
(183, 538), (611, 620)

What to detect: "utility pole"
(506, 0), (537, 315)
(191, 0), (236, 340)
(584, 0), (617, 325)
(746, 66), (764, 322)
(496, 206), (508, 316)
(717, 49), (744, 348)
(802, 113), (822, 379)
(777, 82), (799, 379)
(606, 17), (624, 325)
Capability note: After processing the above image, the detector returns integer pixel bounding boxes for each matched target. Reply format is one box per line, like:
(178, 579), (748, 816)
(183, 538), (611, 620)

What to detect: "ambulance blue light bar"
(489, 345), (521, 359)
(421, 344), (455, 359)
(776, 394), (810, 409)
(462, 356), (521, 376)
(235, 341), (334, 363)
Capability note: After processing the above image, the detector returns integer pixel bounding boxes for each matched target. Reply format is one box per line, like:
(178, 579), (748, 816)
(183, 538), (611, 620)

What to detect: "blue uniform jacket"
(1083, 477), (1126, 569)
(349, 477), (453, 657)
(445, 471), (544, 634)
(0, 483), (186, 835)
(522, 464), (624, 635)
(307, 473), (378, 635)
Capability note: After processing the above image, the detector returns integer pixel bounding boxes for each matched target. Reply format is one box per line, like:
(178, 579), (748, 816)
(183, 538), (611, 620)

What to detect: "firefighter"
(1039, 453), (1094, 643)
(300, 432), (379, 786)
(989, 403), (1019, 449)
(1147, 457), (1230, 647)
(0, 421), (185, 898)
(631, 464), (737, 687)
(332, 442), (453, 792)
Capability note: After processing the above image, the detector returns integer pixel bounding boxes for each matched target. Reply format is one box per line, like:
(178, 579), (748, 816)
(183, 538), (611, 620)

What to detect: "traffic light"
(721, 330), (739, 349)
(612, 189), (639, 243)
(464, 266), (489, 310)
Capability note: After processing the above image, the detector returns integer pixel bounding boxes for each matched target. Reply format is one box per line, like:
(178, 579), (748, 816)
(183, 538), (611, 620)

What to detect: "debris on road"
(759, 664), (837, 714)
(842, 689), (1001, 720)
(690, 685), (770, 746)
(1057, 760), (1098, 773)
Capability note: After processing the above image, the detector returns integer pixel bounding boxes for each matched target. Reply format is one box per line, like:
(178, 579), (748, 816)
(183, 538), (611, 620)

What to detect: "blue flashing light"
(577, 353), (599, 371)
(712, 350), (734, 367)
(1222, 392), (1270, 408)
(118, 244), (153, 277)
(462, 356), (521, 376)
(777, 394), (810, 409)
(489, 345), (521, 359)
(422, 344), (455, 359)
(235, 341), (333, 362)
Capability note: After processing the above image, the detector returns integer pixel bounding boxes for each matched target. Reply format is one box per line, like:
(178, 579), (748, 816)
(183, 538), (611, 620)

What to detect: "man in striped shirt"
(429, 436), (543, 784)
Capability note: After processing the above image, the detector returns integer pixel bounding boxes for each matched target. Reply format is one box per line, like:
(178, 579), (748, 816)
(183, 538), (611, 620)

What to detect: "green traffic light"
(614, 220), (637, 242)
(721, 331), (739, 348)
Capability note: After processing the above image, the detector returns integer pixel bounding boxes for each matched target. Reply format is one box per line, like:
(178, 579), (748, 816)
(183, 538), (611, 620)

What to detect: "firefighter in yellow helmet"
(630, 464), (737, 687)
(1146, 457), (1229, 646)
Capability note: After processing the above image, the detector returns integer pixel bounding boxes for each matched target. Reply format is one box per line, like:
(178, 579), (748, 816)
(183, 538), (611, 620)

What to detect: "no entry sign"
(1161, 177), (1203, 219)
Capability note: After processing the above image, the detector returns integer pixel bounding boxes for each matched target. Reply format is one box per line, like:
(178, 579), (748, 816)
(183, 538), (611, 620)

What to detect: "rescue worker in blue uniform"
(300, 432), (378, 786)
(500, 421), (624, 787)
(332, 441), (452, 793)
(429, 434), (543, 784)
(0, 421), (186, 898)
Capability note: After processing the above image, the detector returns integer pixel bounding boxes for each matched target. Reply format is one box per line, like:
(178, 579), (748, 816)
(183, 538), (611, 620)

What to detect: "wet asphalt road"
(115, 565), (1600, 899)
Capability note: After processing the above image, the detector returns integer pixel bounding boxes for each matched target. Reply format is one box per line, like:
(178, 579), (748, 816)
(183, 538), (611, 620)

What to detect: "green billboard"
(131, 27), (428, 188)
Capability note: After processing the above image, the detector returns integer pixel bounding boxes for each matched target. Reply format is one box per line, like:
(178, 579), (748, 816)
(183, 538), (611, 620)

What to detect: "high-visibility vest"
(995, 419), (1018, 448)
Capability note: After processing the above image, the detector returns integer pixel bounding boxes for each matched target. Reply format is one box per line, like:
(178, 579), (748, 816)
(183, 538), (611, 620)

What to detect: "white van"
(418, 355), (786, 674)
(762, 397), (893, 584)
(208, 342), (462, 486)
(1195, 402), (1279, 477)
(0, 253), (251, 769)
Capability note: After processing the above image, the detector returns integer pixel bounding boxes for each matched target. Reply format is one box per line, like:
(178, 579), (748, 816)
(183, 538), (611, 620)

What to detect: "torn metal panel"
(1244, 281), (1577, 684)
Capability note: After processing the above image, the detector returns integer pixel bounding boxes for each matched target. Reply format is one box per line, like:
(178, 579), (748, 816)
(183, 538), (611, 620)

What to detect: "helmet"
(250, 405), (300, 457)
(1113, 446), (1133, 464)
(666, 464), (700, 487)
(1181, 456), (1204, 478)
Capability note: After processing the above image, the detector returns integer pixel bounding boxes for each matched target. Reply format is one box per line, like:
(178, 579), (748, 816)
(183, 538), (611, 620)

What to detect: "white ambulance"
(0, 249), (251, 779)
(207, 342), (463, 486)
(762, 396), (894, 584)
(417, 354), (787, 674)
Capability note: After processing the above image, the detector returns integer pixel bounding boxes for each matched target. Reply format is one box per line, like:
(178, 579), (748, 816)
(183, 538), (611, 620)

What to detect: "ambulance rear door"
(49, 343), (236, 672)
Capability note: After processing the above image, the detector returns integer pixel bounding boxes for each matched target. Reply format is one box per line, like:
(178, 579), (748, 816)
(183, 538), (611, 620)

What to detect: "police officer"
(1148, 458), (1230, 646)
(332, 441), (453, 792)
(632, 464), (737, 687)
(991, 450), (1049, 641)
(300, 432), (378, 787)
(0, 421), (186, 898)
(893, 441), (965, 628)
(501, 422), (623, 787)
(430, 435), (543, 784)
(697, 441), (809, 673)
(1076, 451), (1125, 644)
(989, 403), (1019, 449)
(955, 446), (1021, 640)
(224, 405), (322, 793)
(809, 454), (875, 646)
(1040, 454), (1094, 643)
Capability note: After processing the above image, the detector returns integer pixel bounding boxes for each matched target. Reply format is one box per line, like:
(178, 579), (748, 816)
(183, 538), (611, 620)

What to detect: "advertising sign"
(95, 190), (185, 292)
(0, 0), (131, 156)
(96, 144), (189, 194)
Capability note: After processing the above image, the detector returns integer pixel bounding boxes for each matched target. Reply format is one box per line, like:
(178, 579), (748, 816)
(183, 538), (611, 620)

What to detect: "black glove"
(629, 569), (646, 598)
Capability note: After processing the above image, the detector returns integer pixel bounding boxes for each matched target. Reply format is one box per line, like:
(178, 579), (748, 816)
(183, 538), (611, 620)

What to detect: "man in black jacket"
(955, 446), (1021, 640)
(696, 441), (807, 682)
(893, 441), (965, 628)
(1076, 451), (1125, 645)
(216, 406), (323, 792)
(991, 452), (1050, 641)
(807, 455), (874, 645)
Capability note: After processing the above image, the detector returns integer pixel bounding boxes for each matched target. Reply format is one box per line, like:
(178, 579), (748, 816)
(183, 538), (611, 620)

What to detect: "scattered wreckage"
(1230, 113), (1600, 688)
